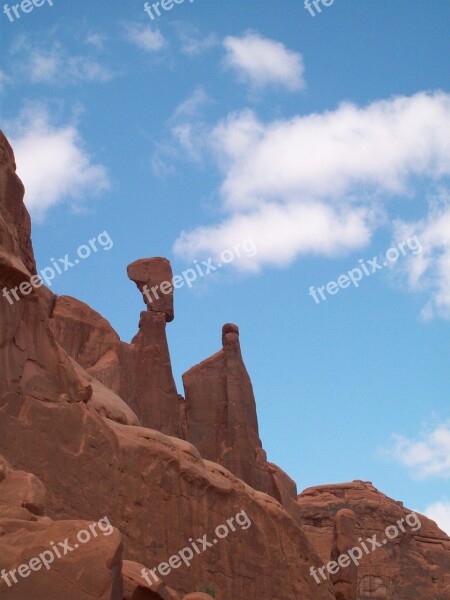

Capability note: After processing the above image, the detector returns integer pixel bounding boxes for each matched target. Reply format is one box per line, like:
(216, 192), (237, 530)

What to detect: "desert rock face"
(1, 129), (449, 599)
(127, 258), (174, 322)
(183, 323), (265, 486)
(298, 481), (450, 599)
(330, 509), (358, 600)
(183, 323), (301, 519)
(0, 130), (336, 599)
(49, 295), (120, 370)
(50, 292), (182, 437)
(122, 560), (180, 599)
(0, 458), (124, 600)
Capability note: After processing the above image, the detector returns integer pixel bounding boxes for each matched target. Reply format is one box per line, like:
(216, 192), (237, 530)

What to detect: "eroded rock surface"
(330, 509), (358, 600)
(298, 481), (450, 600)
(122, 560), (180, 599)
(50, 293), (182, 436)
(1, 129), (449, 600)
(183, 323), (301, 518)
(0, 518), (123, 599)
(0, 129), (335, 600)
(127, 258), (174, 322)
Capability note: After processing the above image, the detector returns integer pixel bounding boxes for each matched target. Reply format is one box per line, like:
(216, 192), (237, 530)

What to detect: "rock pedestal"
(49, 260), (183, 437)
(1, 130), (449, 600)
(331, 509), (358, 600)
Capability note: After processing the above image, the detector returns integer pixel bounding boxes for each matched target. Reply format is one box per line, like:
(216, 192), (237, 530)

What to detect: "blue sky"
(1, 0), (449, 533)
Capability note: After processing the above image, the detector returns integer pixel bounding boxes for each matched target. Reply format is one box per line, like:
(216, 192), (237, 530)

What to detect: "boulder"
(127, 258), (174, 322)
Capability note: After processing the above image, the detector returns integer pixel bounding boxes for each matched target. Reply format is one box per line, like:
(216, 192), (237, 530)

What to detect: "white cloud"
(85, 33), (107, 49)
(8, 108), (110, 220)
(387, 421), (450, 479)
(171, 123), (204, 163)
(67, 56), (113, 82)
(179, 31), (218, 56)
(151, 153), (176, 179)
(29, 51), (59, 82)
(124, 23), (166, 52)
(25, 45), (112, 84)
(173, 92), (450, 273)
(223, 32), (305, 91)
(213, 93), (450, 211)
(423, 500), (450, 535)
(175, 202), (373, 272)
(393, 190), (450, 320)
(172, 88), (211, 120)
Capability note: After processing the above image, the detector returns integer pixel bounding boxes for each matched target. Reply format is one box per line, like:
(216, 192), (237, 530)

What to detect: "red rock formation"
(183, 323), (301, 518)
(298, 481), (450, 599)
(0, 129), (336, 600)
(49, 295), (120, 370)
(0, 457), (123, 599)
(0, 518), (123, 599)
(122, 560), (180, 599)
(2, 129), (449, 600)
(50, 291), (182, 437)
(127, 258), (174, 322)
(0, 455), (46, 520)
(330, 509), (358, 600)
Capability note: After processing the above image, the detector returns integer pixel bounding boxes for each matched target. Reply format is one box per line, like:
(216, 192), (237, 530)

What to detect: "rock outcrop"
(298, 481), (450, 599)
(0, 129), (336, 599)
(122, 560), (180, 599)
(1, 129), (449, 600)
(330, 509), (358, 600)
(0, 458), (123, 599)
(127, 258), (174, 322)
(183, 323), (301, 518)
(50, 286), (183, 437)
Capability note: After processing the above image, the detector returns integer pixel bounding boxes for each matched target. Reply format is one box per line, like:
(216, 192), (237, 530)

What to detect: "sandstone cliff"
(298, 481), (450, 599)
(1, 130), (449, 600)
(0, 130), (335, 599)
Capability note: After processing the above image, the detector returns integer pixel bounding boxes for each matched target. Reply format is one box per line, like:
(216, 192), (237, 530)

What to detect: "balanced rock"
(50, 288), (182, 436)
(2, 130), (449, 600)
(127, 258), (174, 322)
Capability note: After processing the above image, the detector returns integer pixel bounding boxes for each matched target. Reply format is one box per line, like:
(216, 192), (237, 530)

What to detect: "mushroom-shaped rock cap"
(222, 323), (239, 336)
(127, 257), (174, 322)
(222, 322), (239, 346)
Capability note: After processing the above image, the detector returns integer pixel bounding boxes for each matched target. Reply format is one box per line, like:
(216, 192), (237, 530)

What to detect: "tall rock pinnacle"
(183, 323), (300, 517)
(331, 509), (358, 600)
(49, 257), (184, 437)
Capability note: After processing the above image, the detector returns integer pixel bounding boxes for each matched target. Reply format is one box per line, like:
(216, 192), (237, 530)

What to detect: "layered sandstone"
(330, 509), (358, 600)
(127, 258), (174, 322)
(298, 481), (450, 599)
(183, 323), (301, 518)
(50, 291), (182, 437)
(0, 129), (335, 599)
(1, 129), (449, 600)
(0, 457), (123, 599)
